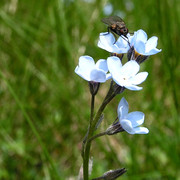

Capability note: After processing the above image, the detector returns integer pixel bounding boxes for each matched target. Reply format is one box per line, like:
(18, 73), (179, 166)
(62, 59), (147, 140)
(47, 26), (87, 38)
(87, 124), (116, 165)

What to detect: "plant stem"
(83, 94), (95, 180)
(88, 131), (107, 143)
(83, 82), (116, 180)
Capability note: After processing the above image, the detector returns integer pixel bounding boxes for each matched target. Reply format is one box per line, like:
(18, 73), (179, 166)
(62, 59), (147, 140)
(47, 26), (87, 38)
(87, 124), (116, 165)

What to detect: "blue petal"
(134, 41), (146, 54)
(133, 127), (149, 134)
(117, 97), (129, 119)
(107, 56), (122, 78)
(90, 69), (107, 82)
(96, 59), (108, 72)
(126, 111), (145, 127)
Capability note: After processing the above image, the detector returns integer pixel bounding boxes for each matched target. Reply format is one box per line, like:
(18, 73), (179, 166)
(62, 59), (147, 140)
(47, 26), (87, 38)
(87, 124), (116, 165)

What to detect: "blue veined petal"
(117, 97), (129, 119)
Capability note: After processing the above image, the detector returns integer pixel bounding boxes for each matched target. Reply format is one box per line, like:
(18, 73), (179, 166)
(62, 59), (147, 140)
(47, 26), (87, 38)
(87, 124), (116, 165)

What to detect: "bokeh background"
(0, 0), (179, 179)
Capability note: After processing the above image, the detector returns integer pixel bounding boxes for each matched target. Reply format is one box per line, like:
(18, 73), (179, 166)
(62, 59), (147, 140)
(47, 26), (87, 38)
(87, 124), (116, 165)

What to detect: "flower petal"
(120, 119), (134, 134)
(120, 60), (140, 77)
(98, 32), (116, 53)
(135, 29), (148, 43)
(90, 69), (107, 82)
(134, 41), (146, 54)
(124, 84), (143, 91)
(128, 72), (148, 85)
(78, 56), (95, 70)
(107, 56), (122, 77)
(126, 111), (145, 127)
(145, 48), (162, 55)
(74, 56), (96, 81)
(145, 36), (158, 51)
(96, 59), (108, 72)
(132, 127), (149, 134)
(117, 97), (129, 119)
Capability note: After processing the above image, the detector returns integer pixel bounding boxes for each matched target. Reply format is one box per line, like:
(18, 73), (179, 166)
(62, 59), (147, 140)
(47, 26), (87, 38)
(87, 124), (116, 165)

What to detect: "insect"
(101, 16), (129, 39)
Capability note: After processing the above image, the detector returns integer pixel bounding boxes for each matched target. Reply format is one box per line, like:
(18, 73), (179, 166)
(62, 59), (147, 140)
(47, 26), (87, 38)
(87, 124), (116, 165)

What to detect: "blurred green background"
(0, 0), (179, 179)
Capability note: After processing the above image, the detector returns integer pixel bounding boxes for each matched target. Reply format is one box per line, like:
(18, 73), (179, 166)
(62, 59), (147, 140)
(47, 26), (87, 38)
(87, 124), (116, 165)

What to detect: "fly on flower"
(101, 16), (129, 39)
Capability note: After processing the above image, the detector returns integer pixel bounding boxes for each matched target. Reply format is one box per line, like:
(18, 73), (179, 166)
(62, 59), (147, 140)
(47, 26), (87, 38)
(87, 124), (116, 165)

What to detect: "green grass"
(0, 0), (179, 179)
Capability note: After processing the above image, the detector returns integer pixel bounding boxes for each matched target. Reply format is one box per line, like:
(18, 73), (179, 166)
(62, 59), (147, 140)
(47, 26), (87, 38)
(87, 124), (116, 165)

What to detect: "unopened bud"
(89, 81), (100, 95)
(92, 168), (127, 180)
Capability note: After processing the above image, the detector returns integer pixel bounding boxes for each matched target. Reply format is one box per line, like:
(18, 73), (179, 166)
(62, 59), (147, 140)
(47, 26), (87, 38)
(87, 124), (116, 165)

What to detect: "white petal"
(129, 72), (148, 85)
(134, 41), (146, 54)
(145, 48), (162, 55)
(96, 59), (108, 72)
(74, 56), (96, 81)
(115, 37), (130, 53)
(124, 84), (143, 91)
(107, 56), (122, 78)
(126, 111), (145, 127)
(120, 119), (135, 134)
(75, 66), (91, 81)
(98, 32), (116, 53)
(117, 97), (129, 119)
(145, 36), (158, 51)
(90, 69), (107, 82)
(136, 29), (148, 43)
(133, 127), (149, 134)
(120, 60), (139, 77)
(79, 56), (95, 70)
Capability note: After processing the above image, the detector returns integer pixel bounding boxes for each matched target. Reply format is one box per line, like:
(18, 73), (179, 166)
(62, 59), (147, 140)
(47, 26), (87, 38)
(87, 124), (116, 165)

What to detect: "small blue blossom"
(130, 29), (162, 56)
(75, 55), (111, 82)
(98, 32), (130, 54)
(107, 56), (148, 91)
(118, 97), (149, 134)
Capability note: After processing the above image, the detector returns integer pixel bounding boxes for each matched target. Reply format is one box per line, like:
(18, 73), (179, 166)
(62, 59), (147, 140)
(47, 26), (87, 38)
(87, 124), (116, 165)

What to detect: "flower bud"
(92, 168), (127, 180)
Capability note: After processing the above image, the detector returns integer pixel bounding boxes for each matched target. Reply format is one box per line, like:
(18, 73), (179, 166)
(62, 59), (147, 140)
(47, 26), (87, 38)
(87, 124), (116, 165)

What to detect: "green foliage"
(0, 0), (179, 179)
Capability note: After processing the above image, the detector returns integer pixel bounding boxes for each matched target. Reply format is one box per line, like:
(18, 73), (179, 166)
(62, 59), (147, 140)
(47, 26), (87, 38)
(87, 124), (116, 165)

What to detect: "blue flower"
(97, 32), (130, 54)
(75, 55), (111, 82)
(118, 97), (149, 134)
(107, 56), (148, 91)
(130, 29), (162, 56)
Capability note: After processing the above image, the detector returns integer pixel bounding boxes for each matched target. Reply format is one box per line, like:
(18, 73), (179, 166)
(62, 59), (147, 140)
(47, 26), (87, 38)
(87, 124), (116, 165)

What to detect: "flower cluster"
(75, 28), (161, 135)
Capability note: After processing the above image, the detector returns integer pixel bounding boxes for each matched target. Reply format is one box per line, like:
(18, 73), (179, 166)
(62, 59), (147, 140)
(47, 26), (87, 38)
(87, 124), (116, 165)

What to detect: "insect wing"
(101, 16), (124, 25)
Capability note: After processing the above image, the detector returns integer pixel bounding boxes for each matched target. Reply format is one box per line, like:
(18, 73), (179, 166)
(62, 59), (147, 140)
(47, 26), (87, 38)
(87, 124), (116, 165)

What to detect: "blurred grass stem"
(0, 71), (60, 179)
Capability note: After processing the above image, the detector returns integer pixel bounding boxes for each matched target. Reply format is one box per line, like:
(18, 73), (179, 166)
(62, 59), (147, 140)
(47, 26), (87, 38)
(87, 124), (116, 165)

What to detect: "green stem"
(83, 82), (116, 180)
(83, 94), (95, 180)
(0, 72), (60, 179)
(87, 131), (107, 143)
